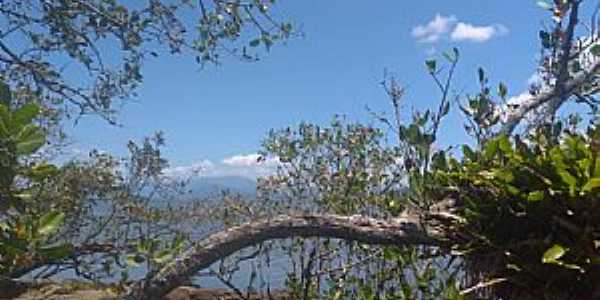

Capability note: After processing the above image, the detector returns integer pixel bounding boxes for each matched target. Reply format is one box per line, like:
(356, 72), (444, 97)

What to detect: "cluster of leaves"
(256, 114), (465, 299)
(259, 118), (402, 215)
(0, 0), (293, 122)
(0, 0), (295, 290)
(0, 81), (210, 284)
(0, 98), (70, 277)
(431, 122), (600, 299)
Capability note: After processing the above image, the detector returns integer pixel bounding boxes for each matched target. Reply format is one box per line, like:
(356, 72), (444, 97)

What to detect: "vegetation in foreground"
(0, 1), (599, 299)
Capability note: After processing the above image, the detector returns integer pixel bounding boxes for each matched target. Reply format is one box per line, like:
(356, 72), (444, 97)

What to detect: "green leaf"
(431, 150), (448, 171)
(491, 169), (514, 182)
(462, 145), (477, 161)
(497, 135), (512, 155)
(582, 178), (600, 192)
(542, 244), (567, 264)
(0, 81), (10, 105)
(557, 169), (577, 189)
(591, 45), (600, 57)
(406, 124), (421, 143)
(15, 125), (45, 155)
(0, 104), (10, 137)
(442, 47), (460, 62)
(12, 103), (40, 128)
(478, 67), (485, 84)
(483, 139), (499, 161)
(249, 38), (261, 47)
(38, 211), (65, 236)
(171, 233), (186, 251)
(29, 163), (59, 180)
(498, 83), (508, 98)
(595, 158), (600, 178)
(527, 191), (544, 202)
(425, 60), (437, 73)
(14, 193), (33, 201)
(40, 244), (73, 260)
(153, 250), (172, 264)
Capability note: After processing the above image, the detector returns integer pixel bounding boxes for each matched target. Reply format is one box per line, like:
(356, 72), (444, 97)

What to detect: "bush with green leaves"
(429, 123), (600, 299)
(0, 101), (71, 277)
(0, 88), (207, 283)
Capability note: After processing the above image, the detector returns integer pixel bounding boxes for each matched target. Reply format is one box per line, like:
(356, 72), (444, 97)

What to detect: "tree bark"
(500, 60), (600, 136)
(125, 214), (442, 300)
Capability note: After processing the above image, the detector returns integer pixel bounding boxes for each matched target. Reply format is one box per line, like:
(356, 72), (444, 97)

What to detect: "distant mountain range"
(184, 176), (257, 197)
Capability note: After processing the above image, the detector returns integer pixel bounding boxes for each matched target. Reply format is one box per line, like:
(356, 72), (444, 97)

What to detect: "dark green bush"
(433, 124), (600, 299)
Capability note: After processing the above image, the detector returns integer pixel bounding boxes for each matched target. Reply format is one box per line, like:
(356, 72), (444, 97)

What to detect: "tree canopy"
(0, 1), (599, 300)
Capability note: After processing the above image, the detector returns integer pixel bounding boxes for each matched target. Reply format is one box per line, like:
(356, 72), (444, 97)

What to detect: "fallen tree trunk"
(125, 214), (443, 300)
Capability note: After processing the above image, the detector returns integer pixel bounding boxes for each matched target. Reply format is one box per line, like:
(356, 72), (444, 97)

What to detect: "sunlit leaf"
(15, 125), (45, 155)
(12, 103), (40, 129)
(38, 211), (65, 236)
(582, 178), (600, 193)
(40, 244), (73, 260)
(153, 250), (172, 264)
(484, 139), (499, 161)
(527, 191), (544, 202)
(542, 244), (567, 264)
(557, 169), (577, 190)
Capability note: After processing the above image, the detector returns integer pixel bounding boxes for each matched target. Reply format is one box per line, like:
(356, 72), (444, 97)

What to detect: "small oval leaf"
(542, 244), (567, 264)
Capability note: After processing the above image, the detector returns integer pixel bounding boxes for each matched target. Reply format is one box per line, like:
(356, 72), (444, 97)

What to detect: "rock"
(5, 282), (289, 300)
(164, 287), (290, 300)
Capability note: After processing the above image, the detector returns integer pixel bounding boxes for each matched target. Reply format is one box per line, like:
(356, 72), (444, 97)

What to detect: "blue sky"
(65, 1), (562, 178)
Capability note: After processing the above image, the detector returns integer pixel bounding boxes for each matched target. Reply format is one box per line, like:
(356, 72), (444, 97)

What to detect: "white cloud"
(412, 14), (457, 43)
(450, 23), (508, 42)
(527, 72), (543, 86)
(222, 153), (262, 167)
(506, 92), (532, 107)
(164, 154), (281, 180)
(412, 14), (507, 43)
(161, 160), (213, 178)
(501, 92), (537, 124)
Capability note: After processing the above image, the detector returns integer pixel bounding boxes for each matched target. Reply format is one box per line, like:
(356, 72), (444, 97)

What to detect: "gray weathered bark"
(125, 214), (442, 300)
(500, 60), (600, 136)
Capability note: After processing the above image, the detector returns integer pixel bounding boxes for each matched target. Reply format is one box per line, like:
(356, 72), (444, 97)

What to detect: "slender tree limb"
(500, 60), (600, 136)
(549, 0), (581, 118)
(124, 214), (442, 300)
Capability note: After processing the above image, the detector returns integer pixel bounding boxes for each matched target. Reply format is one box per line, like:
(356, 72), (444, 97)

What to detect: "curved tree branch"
(500, 60), (600, 136)
(124, 214), (442, 300)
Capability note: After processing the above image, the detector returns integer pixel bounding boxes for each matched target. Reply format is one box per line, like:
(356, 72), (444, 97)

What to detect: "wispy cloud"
(164, 153), (280, 180)
(162, 160), (213, 178)
(412, 14), (457, 43)
(450, 22), (508, 42)
(412, 14), (508, 43)
(222, 153), (263, 167)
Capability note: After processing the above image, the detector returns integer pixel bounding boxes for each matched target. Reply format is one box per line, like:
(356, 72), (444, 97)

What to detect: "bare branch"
(125, 214), (441, 300)
(548, 0), (582, 118)
(500, 60), (600, 136)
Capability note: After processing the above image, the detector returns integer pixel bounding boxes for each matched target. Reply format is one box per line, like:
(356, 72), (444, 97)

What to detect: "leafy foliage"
(0, 0), (293, 121)
(431, 123), (600, 299)
(0, 99), (70, 276)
